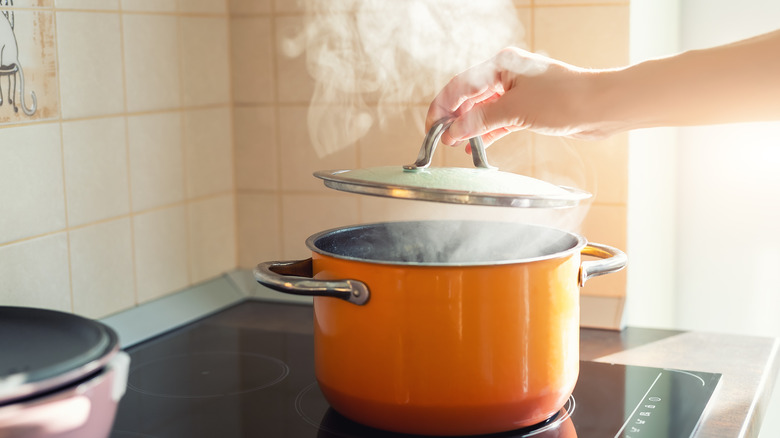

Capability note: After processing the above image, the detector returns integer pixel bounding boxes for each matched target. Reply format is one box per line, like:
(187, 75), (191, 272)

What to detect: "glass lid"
(314, 118), (591, 209)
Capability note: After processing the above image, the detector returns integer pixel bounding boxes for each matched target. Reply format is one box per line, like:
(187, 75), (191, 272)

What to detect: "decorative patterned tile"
(1, 1), (53, 8)
(0, 9), (59, 124)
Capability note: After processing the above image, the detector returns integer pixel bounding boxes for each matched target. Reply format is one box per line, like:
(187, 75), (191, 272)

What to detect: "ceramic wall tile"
(531, 134), (598, 205)
(0, 9), (59, 124)
(534, 133), (628, 205)
(278, 105), (357, 191)
(534, 5), (629, 68)
(179, 0), (227, 14)
(188, 194), (236, 283)
(230, 17), (274, 104)
(579, 204), (627, 298)
(236, 193), (280, 268)
(275, 16), (314, 103)
(234, 106), (277, 191)
(62, 116), (130, 227)
(0, 233), (71, 312)
(69, 217), (135, 319)
(358, 105), (428, 168)
(127, 112), (184, 211)
(55, 0), (119, 9)
(0, 123), (65, 244)
(179, 16), (230, 107)
(229, 0), (271, 15)
(183, 107), (234, 198)
(120, 0), (177, 12)
(281, 193), (359, 259)
(122, 13), (181, 112)
(57, 11), (125, 118)
(133, 205), (189, 303)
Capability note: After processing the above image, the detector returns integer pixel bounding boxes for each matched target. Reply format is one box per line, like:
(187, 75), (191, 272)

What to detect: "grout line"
(116, 4), (140, 307)
(1, 103), (234, 130)
(225, 11), (240, 269)
(176, 11), (193, 287)
(269, 10), (285, 259)
(0, 191), (239, 250)
(51, 9), (75, 313)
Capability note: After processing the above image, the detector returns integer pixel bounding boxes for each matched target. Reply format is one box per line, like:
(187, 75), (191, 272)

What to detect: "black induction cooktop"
(110, 301), (720, 438)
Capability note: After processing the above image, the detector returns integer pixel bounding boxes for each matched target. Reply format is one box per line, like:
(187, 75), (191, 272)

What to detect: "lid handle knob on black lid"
(404, 118), (497, 171)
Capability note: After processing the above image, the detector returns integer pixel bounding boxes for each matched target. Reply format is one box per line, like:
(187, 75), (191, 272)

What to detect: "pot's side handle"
(579, 243), (627, 287)
(253, 259), (370, 305)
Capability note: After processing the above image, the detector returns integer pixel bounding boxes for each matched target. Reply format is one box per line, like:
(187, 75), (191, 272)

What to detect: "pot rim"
(305, 220), (587, 267)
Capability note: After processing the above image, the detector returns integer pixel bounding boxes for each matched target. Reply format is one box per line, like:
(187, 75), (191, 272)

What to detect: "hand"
(425, 47), (605, 149)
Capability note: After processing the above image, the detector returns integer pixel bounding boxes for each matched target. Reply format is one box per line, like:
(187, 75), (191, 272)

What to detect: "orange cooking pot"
(254, 220), (625, 436)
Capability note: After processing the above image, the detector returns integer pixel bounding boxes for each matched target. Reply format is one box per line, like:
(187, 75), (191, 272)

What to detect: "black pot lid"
(314, 119), (591, 209)
(0, 306), (119, 405)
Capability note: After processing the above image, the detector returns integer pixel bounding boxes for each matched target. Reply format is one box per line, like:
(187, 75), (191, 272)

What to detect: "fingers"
(447, 92), (524, 144)
(460, 127), (513, 154)
(425, 57), (504, 131)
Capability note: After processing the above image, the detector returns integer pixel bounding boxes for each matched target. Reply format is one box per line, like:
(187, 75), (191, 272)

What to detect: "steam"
(282, 0), (524, 157)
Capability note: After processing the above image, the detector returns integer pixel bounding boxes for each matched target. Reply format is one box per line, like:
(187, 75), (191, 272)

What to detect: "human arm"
(426, 29), (780, 146)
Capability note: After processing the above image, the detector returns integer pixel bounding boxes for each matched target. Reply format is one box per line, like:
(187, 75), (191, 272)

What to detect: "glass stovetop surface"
(111, 301), (720, 438)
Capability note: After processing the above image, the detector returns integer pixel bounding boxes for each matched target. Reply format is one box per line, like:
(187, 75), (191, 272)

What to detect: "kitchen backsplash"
(0, 0), (628, 321)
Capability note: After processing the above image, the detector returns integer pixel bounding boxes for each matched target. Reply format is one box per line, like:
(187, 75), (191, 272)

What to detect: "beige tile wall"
(0, 0), (629, 319)
(232, 1), (630, 302)
(0, 2), (235, 319)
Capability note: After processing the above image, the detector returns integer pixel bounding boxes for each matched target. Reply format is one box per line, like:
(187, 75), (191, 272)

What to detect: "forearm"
(593, 29), (780, 133)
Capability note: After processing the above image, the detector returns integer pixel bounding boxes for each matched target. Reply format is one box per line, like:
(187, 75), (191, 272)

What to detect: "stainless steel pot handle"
(579, 243), (627, 287)
(253, 259), (370, 305)
(404, 117), (497, 171)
